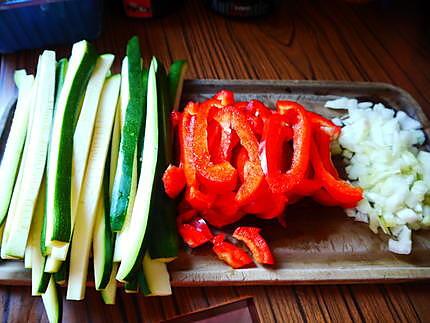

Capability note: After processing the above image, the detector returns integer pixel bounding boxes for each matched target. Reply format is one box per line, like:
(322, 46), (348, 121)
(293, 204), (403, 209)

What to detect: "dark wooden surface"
(1, 0), (430, 322)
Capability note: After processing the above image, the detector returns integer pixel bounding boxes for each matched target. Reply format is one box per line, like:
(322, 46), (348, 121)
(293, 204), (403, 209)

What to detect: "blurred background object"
(123, 0), (183, 18)
(205, 0), (279, 17)
(0, 0), (103, 53)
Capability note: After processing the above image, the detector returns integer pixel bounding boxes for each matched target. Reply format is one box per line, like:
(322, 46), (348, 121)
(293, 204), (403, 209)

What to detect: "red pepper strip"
(232, 227), (274, 265)
(207, 120), (240, 164)
(311, 142), (363, 205)
(193, 99), (238, 192)
(241, 181), (287, 219)
(213, 191), (241, 219)
(181, 103), (215, 209)
(306, 110), (341, 139)
(312, 189), (340, 207)
(265, 101), (312, 194)
(243, 100), (272, 138)
(207, 120), (222, 163)
(293, 178), (322, 196)
(233, 147), (249, 182)
(162, 165), (186, 199)
(212, 234), (253, 269)
(202, 192), (244, 228)
(180, 103), (198, 185)
(241, 181), (272, 214)
(313, 129), (339, 178)
(255, 193), (287, 220)
(312, 189), (359, 209)
(214, 106), (265, 205)
(262, 114), (290, 176)
(212, 233), (226, 245)
(213, 90), (235, 106)
(185, 186), (215, 211)
(178, 217), (214, 248)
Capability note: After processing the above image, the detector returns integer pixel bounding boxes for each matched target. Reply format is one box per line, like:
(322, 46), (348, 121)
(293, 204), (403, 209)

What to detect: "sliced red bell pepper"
(254, 193), (287, 220)
(162, 165), (186, 198)
(312, 189), (339, 207)
(233, 146), (248, 182)
(313, 130), (339, 178)
(306, 110), (341, 139)
(292, 178), (321, 196)
(211, 234), (253, 269)
(178, 217), (214, 248)
(213, 90), (235, 106)
(264, 101), (312, 194)
(212, 233), (226, 245)
(243, 100), (272, 138)
(185, 186), (215, 211)
(207, 120), (222, 163)
(202, 201), (244, 228)
(180, 103), (198, 186)
(310, 142), (363, 206)
(193, 99), (238, 192)
(232, 227), (274, 265)
(240, 180), (287, 219)
(207, 120), (240, 164)
(213, 106), (265, 205)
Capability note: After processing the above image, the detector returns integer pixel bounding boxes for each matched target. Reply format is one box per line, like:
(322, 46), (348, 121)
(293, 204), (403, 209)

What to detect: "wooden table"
(1, 0), (430, 322)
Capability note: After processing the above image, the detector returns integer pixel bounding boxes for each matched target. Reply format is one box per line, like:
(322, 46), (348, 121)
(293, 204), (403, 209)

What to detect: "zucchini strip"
(0, 70), (33, 226)
(143, 252), (172, 296)
(30, 178), (49, 296)
(93, 163), (114, 290)
(110, 36), (145, 232)
(46, 40), (97, 247)
(50, 54), (114, 260)
(66, 75), (120, 300)
(41, 276), (63, 323)
(148, 60), (179, 262)
(116, 58), (158, 282)
(100, 263), (118, 305)
(4, 51), (56, 258)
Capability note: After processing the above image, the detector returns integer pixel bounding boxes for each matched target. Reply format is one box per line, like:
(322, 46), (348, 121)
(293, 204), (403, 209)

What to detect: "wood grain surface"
(0, 0), (429, 322)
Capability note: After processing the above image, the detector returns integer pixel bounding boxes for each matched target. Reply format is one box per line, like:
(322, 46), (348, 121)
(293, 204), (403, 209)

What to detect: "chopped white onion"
(326, 97), (429, 254)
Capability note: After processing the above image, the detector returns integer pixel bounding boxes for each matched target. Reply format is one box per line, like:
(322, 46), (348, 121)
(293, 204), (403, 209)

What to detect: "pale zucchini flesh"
(100, 262), (118, 305)
(0, 70), (33, 226)
(143, 252), (172, 296)
(30, 178), (48, 296)
(67, 75), (120, 300)
(41, 276), (62, 323)
(3, 51), (56, 258)
(44, 255), (62, 273)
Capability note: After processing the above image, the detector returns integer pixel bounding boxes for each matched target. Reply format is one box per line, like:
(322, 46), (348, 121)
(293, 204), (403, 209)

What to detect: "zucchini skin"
(137, 268), (151, 296)
(110, 36), (144, 232)
(50, 43), (98, 243)
(37, 259), (51, 294)
(148, 61), (179, 261)
(168, 60), (188, 112)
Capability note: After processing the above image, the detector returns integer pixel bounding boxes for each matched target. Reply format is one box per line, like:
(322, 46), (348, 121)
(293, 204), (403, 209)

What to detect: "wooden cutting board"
(1, 80), (429, 286)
